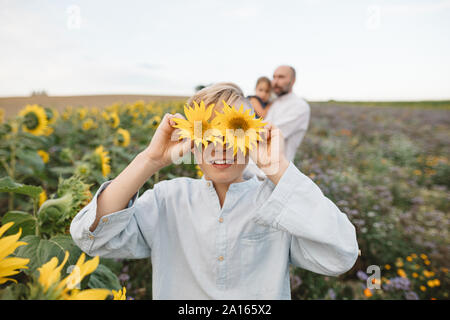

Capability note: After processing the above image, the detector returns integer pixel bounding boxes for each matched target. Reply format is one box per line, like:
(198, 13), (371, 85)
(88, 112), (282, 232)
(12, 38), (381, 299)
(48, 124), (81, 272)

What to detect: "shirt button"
(218, 256), (224, 261)
(206, 182), (211, 187)
(102, 217), (109, 223)
(88, 235), (94, 240)
(218, 217), (224, 223)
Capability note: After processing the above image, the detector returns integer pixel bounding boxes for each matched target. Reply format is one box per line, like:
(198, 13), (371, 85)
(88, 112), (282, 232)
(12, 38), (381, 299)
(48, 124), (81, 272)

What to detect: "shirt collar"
(277, 91), (294, 101)
(201, 173), (259, 192)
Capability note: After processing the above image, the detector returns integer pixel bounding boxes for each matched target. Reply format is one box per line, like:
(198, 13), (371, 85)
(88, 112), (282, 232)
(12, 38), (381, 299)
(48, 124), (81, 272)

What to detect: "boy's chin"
(204, 165), (247, 183)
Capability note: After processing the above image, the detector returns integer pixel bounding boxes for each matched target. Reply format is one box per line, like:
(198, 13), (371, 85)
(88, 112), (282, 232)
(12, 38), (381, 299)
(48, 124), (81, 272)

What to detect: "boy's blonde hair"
(187, 82), (251, 119)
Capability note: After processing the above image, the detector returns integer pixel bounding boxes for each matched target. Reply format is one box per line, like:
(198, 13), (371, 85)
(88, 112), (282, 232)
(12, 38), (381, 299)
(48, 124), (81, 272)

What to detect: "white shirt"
(244, 92), (311, 180)
(70, 161), (358, 300)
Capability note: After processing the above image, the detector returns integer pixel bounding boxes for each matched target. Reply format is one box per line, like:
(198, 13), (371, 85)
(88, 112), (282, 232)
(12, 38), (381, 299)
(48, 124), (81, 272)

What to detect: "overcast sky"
(1, 0), (449, 100)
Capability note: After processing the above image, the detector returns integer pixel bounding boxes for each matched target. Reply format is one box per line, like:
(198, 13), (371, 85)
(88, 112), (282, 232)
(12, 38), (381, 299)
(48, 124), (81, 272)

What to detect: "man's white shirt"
(244, 92), (311, 180)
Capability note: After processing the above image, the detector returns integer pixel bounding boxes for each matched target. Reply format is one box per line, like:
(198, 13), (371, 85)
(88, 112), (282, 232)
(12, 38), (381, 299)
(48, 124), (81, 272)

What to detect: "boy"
(70, 83), (359, 299)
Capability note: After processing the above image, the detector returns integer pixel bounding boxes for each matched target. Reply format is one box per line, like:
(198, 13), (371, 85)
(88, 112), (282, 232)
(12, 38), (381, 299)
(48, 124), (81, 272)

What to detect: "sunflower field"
(0, 100), (448, 300)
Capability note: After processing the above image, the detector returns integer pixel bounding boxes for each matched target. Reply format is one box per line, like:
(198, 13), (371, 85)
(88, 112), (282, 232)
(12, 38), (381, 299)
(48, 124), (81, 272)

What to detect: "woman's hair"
(255, 76), (272, 89)
(187, 82), (250, 117)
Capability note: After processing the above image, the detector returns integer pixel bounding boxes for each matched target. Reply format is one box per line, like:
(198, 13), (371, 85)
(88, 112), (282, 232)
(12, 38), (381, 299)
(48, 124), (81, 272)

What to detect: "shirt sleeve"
(70, 179), (164, 259)
(242, 158), (266, 181)
(253, 162), (359, 276)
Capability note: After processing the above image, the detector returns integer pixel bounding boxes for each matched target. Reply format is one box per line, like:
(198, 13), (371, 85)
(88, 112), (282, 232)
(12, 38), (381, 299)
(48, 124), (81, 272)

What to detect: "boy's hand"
(143, 113), (193, 170)
(249, 122), (289, 185)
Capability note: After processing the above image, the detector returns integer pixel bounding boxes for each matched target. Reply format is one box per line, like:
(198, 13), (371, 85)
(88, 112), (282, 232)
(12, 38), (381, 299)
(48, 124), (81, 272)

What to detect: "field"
(0, 94), (190, 121)
(0, 97), (448, 300)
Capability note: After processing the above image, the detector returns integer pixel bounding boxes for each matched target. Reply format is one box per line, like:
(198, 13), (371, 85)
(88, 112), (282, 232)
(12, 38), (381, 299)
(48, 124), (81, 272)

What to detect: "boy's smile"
(194, 143), (248, 185)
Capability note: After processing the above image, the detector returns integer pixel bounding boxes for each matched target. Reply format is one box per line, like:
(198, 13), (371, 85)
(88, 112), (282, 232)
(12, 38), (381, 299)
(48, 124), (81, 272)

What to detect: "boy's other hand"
(143, 113), (193, 170)
(249, 122), (289, 184)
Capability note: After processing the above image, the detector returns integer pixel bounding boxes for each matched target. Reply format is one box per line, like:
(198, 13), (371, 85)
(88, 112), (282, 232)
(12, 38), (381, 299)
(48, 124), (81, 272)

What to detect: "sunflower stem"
(7, 129), (17, 211)
(33, 197), (40, 236)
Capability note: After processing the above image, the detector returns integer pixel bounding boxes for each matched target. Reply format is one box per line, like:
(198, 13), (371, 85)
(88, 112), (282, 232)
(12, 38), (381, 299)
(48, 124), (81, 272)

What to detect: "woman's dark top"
(247, 95), (269, 109)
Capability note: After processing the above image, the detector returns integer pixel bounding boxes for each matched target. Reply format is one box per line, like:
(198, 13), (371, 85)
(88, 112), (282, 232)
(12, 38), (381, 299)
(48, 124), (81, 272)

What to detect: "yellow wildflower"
(397, 269), (407, 278)
(363, 288), (372, 298)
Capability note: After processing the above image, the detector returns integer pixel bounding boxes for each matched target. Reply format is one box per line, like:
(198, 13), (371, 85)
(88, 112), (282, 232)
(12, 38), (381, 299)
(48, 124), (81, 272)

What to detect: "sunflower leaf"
(87, 264), (121, 291)
(1, 211), (36, 237)
(14, 234), (82, 277)
(16, 148), (45, 172)
(0, 176), (43, 199)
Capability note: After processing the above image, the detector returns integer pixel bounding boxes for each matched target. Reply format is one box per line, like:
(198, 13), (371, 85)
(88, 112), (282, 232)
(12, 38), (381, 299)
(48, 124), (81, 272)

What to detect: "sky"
(1, 0), (449, 100)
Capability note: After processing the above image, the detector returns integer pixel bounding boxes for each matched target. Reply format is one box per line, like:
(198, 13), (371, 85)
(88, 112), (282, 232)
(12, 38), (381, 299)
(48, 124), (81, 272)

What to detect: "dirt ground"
(0, 94), (189, 120)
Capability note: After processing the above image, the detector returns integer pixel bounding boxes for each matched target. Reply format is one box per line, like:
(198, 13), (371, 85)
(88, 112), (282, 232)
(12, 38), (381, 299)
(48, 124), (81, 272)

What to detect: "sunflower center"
(229, 117), (249, 131)
(24, 112), (39, 130)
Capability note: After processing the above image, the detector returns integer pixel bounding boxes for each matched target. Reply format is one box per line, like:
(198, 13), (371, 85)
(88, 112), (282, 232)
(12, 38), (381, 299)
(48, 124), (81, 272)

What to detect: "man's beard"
(275, 87), (290, 97)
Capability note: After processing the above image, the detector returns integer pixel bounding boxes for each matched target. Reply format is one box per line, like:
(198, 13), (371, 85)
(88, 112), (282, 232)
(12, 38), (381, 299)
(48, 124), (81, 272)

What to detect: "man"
(244, 65), (311, 180)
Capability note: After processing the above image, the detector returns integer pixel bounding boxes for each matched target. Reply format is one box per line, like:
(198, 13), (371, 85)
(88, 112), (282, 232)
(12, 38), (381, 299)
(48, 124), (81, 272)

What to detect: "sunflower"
(90, 107), (99, 116)
(18, 104), (49, 136)
(112, 287), (127, 300)
(0, 222), (30, 285)
(38, 251), (69, 292)
(37, 251), (111, 300)
(39, 190), (47, 207)
(77, 107), (88, 120)
(101, 111), (110, 121)
(62, 106), (73, 120)
(43, 126), (54, 136)
(114, 128), (131, 147)
(171, 100), (222, 148)
(195, 165), (203, 178)
(107, 112), (120, 128)
(95, 145), (111, 177)
(37, 150), (50, 164)
(59, 253), (99, 292)
(211, 100), (267, 156)
(45, 107), (59, 125)
(148, 115), (161, 129)
(82, 118), (95, 131)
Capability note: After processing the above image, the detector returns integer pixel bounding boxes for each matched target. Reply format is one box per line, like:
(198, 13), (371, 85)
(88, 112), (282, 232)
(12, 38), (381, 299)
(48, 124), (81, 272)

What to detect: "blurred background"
(0, 0), (448, 300)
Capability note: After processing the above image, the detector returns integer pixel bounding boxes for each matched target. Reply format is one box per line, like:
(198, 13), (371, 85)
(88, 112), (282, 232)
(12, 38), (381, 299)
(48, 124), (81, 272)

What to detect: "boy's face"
(255, 82), (271, 103)
(194, 142), (249, 184)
